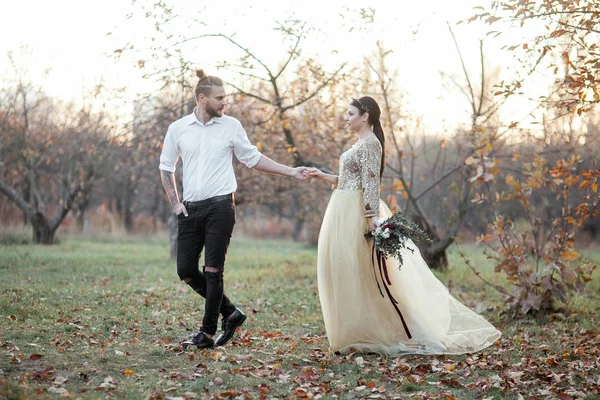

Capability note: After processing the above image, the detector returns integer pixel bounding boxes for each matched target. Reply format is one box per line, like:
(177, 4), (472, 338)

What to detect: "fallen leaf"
(506, 371), (524, 380)
(47, 387), (68, 394)
(441, 378), (462, 388)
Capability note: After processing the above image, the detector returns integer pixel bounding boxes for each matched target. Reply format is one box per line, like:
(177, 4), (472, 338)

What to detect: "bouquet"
(364, 210), (431, 339)
(366, 210), (432, 267)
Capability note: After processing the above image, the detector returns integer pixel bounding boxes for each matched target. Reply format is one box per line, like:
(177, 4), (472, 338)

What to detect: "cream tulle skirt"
(317, 189), (501, 355)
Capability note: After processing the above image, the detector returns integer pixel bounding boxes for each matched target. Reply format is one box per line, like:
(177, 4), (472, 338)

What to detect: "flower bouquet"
(365, 210), (431, 339)
(366, 210), (432, 268)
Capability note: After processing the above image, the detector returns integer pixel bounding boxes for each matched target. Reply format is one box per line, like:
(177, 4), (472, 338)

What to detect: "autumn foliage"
(468, 152), (599, 315)
(470, 0), (600, 113)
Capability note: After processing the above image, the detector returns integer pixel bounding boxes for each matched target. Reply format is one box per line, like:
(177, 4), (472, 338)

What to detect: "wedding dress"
(317, 136), (501, 355)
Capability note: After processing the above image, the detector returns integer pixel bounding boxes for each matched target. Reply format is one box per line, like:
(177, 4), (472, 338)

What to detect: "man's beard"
(206, 103), (223, 118)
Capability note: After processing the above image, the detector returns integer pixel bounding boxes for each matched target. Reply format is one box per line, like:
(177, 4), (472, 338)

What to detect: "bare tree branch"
(415, 164), (463, 201)
(205, 34), (275, 79)
(447, 22), (477, 116)
(281, 63), (347, 112)
(274, 26), (304, 80)
(227, 82), (273, 105)
(0, 180), (34, 217)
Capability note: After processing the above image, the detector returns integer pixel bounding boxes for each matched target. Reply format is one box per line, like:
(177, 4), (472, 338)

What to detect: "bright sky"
(1, 0), (550, 132)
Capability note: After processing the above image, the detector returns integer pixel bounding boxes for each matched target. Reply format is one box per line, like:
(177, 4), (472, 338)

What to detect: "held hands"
(306, 167), (325, 180)
(291, 166), (311, 181)
(290, 166), (327, 181)
(172, 202), (188, 217)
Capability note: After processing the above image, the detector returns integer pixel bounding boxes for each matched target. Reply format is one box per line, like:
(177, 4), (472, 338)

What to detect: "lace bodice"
(337, 136), (382, 217)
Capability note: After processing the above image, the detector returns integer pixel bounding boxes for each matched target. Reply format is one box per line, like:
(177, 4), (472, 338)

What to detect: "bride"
(307, 96), (501, 355)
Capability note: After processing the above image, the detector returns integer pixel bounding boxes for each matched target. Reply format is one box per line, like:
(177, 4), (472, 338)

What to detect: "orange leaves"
(551, 29), (569, 39)
(476, 234), (494, 244)
(392, 178), (404, 192)
(468, 0), (599, 112)
(505, 175), (517, 186)
(390, 179), (408, 201)
(485, 16), (502, 24)
(492, 215), (509, 236)
(465, 156), (477, 166)
(386, 195), (398, 211)
(473, 153), (598, 317)
(560, 251), (580, 262)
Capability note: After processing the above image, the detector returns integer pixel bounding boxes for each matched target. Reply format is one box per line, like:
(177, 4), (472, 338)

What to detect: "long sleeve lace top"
(336, 136), (382, 217)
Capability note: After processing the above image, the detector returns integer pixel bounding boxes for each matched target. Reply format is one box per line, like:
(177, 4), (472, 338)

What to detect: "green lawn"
(0, 237), (598, 399)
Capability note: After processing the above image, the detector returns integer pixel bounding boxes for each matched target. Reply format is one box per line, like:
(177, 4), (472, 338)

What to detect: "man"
(159, 69), (309, 349)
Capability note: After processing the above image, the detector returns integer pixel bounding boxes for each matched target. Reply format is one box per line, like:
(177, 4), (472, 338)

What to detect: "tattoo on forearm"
(160, 171), (180, 205)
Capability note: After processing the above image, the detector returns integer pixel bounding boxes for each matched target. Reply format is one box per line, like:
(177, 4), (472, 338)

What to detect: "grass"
(0, 236), (599, 399)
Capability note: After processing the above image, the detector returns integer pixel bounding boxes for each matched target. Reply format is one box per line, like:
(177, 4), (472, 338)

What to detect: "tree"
(463, 153), (599, 316)
(469, 0), (600, 114)
(456, 1), (600, 313)
(229, 68), (361, 242)
(114, 3), (352, 249)
(0, 89), (108, 243)
(0, 56), (110, 243)
(365, 36), (507, 269)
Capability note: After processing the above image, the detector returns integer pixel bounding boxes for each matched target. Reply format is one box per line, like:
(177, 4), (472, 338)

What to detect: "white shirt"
(159, 111), (263, 202)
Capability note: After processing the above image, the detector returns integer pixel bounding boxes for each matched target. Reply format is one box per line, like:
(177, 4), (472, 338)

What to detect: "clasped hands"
(292, 167), (380, 230)
(290, 166), (324, 181)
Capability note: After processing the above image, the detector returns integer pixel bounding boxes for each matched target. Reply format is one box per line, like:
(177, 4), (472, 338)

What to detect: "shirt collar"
(187, 108), (224, 126)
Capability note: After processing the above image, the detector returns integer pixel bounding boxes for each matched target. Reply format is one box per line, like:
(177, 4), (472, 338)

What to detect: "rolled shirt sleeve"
(233, 121), (262, 168)
(360, 139), (382, 218)
(159, 125), (179, 173)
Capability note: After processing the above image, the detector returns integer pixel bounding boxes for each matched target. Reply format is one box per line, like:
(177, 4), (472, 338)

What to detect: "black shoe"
(215, 309), (247, 347)
(181, 331), (214, 350)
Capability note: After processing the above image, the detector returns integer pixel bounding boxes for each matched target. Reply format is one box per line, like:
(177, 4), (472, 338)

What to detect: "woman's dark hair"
(350, 96), (385, 178)
(194, 69), (224, 97)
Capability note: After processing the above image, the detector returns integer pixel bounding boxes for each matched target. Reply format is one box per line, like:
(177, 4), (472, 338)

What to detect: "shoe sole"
(181, 340), (214, 350)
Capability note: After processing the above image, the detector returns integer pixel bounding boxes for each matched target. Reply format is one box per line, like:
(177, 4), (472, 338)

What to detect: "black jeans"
(177, 195), (237, 335)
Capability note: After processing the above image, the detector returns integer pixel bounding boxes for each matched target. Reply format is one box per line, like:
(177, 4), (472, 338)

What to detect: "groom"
(159, 69), (309, 349)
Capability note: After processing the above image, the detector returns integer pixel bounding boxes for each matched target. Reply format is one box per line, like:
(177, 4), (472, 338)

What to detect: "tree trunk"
(411, 214), (448, 270)
(292, 217), (304, 242)
(31, 212), (55, 244)
(420, 243), (449, 271)
(122, 187), (134, 232)
(75, 197), (89, 232)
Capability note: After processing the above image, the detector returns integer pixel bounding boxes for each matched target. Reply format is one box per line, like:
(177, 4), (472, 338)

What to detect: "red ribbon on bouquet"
(372, 242), (412, 339)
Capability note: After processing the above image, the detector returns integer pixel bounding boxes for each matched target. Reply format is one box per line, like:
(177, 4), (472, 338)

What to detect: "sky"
(1, 0), (550, 132)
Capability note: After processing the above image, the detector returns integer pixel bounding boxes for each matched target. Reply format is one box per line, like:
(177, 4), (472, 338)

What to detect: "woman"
(308, 96), (501, 355)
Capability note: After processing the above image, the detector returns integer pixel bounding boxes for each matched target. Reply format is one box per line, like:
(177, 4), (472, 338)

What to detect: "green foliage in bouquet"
(367, 211), (432, 267)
